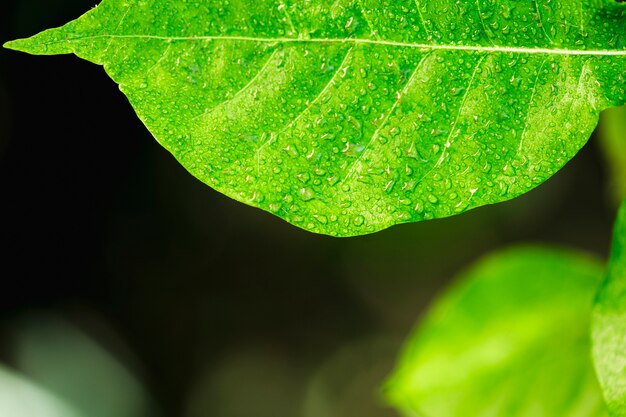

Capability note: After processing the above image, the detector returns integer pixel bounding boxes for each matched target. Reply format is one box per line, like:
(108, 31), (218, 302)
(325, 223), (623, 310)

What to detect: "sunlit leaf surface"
(386, 247), (607, 417)
(5, 0), (626, 235)
(593, 199), (626, 417)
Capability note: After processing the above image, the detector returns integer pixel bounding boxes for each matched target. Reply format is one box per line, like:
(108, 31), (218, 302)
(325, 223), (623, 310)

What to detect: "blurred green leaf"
(592, 200), (626, 417)
(5, 0), (626, 235)
(12, 315), (153, 417)
(386, 246), (607, 417)
(0, 365), (82, 417)
(598, 106), (626, 204)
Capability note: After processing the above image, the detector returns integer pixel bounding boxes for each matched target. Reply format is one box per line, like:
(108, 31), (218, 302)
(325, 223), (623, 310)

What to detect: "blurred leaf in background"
(598, 105), (626, 205)
(9, 314), (155, 417)
(0, 365), (81, 417)
(386, 247), (607, 417)
(593, 198), (626, 417)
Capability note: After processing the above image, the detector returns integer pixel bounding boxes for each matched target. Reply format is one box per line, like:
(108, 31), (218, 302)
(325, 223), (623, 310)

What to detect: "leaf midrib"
(16, 33), (626, 57)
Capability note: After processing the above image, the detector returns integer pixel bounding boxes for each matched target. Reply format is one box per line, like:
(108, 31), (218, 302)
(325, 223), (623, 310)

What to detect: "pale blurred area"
(0, 312), (154, 417)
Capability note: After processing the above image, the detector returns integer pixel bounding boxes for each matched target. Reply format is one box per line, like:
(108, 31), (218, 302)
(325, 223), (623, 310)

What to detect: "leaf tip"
(3, 39), (27, 52)
(2, 38), (43, 54)
(2, 27), (77, 55)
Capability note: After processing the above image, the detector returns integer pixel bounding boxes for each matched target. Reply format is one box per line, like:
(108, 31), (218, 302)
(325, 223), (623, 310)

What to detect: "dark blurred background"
(0, 1), (620, 416)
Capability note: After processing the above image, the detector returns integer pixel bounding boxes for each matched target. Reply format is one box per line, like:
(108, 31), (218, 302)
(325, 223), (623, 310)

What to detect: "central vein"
(67, 34), (626, 57)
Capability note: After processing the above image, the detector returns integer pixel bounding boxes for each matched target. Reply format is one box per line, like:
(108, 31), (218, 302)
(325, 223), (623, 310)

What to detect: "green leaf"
(592, 199), (626, 417)
(385, 246), (608, 417)
(4, 1), (626, 236)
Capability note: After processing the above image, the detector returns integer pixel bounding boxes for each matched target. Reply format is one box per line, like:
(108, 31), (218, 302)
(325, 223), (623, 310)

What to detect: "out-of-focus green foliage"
(593, 199), (626, 417)
(598, 106), (626, 204)
(386, 246), (607, 417)
(0, 365), (82, 417)
(5, 0), (626, 235)
(11, 315), (154, 417)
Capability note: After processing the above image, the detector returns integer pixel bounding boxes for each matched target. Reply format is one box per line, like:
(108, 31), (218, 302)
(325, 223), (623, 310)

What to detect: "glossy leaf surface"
(593, 199), (626, 417)
(5, 0), (626, 235)
(386, 247), (607, 417)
